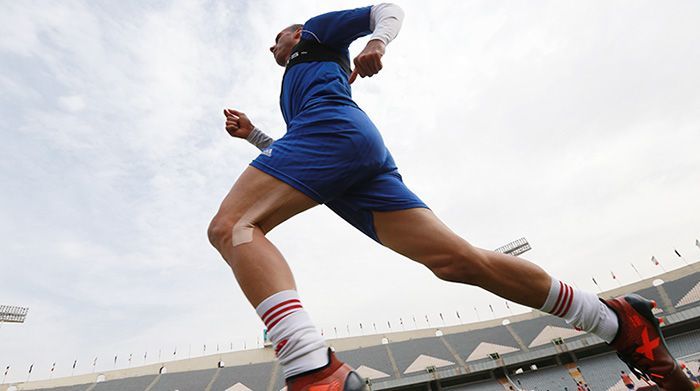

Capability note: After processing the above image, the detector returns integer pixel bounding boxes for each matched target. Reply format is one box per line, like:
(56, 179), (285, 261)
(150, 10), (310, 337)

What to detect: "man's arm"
(349, 3), (405, 83)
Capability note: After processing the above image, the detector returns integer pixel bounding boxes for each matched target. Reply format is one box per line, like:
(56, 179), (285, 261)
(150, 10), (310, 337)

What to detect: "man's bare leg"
(374, 208), (695, 389)
(207, 166), (329, 377)
(373, 208), (618, 341)
(208, 166), (317, 305)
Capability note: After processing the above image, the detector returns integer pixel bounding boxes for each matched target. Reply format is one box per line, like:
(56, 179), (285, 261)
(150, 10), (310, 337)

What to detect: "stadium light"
(494, 237), (531, 257)
(0, 305), (29, 324)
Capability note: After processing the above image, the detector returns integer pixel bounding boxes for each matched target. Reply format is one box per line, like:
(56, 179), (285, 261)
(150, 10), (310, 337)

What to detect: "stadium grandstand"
(2, 263), (699, 391)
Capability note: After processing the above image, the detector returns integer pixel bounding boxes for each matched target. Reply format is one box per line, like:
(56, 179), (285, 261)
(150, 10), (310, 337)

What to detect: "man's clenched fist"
(349, 39), (386, 84)
(224, 108), (254, 139)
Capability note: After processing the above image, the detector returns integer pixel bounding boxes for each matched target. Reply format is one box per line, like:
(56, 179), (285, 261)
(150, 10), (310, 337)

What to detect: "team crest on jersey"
(261, 148), (273, 157)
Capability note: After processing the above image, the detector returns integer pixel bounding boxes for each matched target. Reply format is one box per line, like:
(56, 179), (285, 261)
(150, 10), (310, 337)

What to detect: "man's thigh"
(372, 208), (476, 266)
(214, 165), (318, 234)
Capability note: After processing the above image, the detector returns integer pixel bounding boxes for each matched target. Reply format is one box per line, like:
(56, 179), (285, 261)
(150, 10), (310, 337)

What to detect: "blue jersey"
(280, 6), (373, 125)
(253, 5), (428, 242)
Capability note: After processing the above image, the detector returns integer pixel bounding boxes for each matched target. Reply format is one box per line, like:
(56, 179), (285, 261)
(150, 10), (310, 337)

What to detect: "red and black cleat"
(286, 348), (367, 391)
(604, 294), (694, 390)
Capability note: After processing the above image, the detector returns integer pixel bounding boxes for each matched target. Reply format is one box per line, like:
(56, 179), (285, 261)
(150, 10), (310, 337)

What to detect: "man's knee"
(208, 212), (257, 250)
(207, 214), (233, 249)
(427, 247), (489, 284)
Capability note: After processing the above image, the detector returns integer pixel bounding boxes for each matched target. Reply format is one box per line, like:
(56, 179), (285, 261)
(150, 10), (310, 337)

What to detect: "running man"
(208, 4), (694, 390)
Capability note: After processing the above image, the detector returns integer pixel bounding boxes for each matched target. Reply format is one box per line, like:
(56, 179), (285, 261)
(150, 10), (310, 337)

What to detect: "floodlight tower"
(495, 237), (531, 256)
(0, 305), (29, 325)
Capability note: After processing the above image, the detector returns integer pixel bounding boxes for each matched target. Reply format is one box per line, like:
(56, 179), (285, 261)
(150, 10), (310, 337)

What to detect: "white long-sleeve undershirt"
(369, 3), (405, 46)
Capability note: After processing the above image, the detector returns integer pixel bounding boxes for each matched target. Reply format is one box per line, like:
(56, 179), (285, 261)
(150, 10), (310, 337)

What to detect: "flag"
(28, 364), (33, 374)
(611, 271), (617, 280)
(674, 249), (682, 258)
(652, 256), (659, 266)
(72, 360), (77, 369)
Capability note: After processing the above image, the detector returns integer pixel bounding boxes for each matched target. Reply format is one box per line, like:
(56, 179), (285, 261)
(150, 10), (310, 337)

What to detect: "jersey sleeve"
(301, 6), (373, 49)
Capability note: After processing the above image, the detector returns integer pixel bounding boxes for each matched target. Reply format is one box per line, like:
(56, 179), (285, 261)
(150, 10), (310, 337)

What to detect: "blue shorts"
(250, 105), (427, 242)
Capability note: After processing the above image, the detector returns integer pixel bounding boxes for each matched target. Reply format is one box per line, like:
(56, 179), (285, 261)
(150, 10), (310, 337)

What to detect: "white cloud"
(1, 0), (699, 383)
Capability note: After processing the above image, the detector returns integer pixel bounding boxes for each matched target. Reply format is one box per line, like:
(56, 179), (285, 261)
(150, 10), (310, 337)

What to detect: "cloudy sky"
(1, 0), (699, 383)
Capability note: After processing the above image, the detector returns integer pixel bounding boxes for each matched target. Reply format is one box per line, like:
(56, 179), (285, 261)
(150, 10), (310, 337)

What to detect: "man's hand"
(224, 108), (254, 139)
(349, 39), (386, 84)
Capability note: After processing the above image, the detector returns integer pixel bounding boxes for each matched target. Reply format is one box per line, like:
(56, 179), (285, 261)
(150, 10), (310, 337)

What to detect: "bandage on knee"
(231, 221), (255, 247)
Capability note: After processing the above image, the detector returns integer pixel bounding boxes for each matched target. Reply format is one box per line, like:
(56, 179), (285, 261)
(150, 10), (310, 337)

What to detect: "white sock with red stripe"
(540, 277), (619, 343)
(255, 290), (328, 378)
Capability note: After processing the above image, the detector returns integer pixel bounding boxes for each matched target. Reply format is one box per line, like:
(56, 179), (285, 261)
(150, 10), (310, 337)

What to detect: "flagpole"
(631, 263), (643, 280)
(674, 249), (688, 265)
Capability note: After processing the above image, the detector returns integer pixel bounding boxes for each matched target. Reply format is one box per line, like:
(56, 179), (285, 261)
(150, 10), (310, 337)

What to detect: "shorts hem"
(249, 160), (324, 203)
(369, 203), (430, 212)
